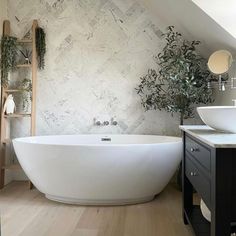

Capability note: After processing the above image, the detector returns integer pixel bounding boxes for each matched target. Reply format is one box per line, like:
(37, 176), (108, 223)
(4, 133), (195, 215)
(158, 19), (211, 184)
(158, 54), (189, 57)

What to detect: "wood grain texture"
(0, 20), (38, 189)
(0, 20), (11, 189)
(183, 132), (236, 236)
(0, 182), (193, 236)
(30, 19), (38, 136)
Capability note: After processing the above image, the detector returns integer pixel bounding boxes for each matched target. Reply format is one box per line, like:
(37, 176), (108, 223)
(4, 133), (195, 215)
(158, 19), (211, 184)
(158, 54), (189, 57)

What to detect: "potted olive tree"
(136, 26), (213, 125)
(136, 26), (214, 189)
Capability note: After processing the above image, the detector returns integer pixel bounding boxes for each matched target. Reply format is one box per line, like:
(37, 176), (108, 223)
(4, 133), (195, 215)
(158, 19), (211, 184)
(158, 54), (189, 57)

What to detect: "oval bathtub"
(13, 135), (182, 205)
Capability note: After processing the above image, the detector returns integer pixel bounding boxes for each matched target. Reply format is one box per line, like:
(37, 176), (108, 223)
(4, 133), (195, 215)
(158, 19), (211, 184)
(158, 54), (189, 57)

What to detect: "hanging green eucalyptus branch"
(136, 26), (214, 125)
(0, 36), (18, 87)
(36, 27), (46, 70)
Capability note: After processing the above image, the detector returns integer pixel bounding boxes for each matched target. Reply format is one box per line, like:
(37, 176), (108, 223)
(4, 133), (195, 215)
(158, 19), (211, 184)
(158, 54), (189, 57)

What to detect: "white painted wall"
(192, 0), (236, 39)
(213, 63), (236, 106)
(138, 0), (236, 57)
(0, 0), (7, 35)
(139, 0), (236, 114)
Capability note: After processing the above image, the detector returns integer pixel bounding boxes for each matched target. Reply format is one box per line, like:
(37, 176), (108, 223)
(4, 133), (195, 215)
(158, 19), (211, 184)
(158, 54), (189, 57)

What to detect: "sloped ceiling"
(138, 0), (236, 57)
(192, 0), (236, 40)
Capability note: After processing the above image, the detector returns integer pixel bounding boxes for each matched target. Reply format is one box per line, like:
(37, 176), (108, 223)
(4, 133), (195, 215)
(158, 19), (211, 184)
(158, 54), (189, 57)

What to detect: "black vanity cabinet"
(182, 131), (236, 236)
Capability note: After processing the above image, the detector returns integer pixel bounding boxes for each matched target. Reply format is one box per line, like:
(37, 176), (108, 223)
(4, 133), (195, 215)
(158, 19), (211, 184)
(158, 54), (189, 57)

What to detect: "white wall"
(0, 0), (7, 35)
(139, 0), (236, 111)
(213, 63), (236, 105)
(189, 0), (236, 106)
(192, 0), (236, 39)
(139, 0), (236, 58)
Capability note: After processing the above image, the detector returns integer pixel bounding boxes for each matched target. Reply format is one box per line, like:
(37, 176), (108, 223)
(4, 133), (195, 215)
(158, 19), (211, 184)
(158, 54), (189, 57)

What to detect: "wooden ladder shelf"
(0, 20), (38, 189)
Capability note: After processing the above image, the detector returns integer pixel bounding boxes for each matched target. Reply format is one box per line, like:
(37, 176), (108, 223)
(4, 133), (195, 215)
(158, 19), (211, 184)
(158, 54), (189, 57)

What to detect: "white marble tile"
(7, 0), (191, 139)
(180, 125), (236, 148)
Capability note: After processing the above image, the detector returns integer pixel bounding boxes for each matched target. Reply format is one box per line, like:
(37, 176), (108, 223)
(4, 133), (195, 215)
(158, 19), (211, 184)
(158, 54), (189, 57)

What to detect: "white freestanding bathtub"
(13, 135), (182, 205)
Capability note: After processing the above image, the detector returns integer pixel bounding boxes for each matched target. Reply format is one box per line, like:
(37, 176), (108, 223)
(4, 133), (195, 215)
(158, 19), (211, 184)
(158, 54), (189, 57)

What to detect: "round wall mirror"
(208, 50), (233, 75)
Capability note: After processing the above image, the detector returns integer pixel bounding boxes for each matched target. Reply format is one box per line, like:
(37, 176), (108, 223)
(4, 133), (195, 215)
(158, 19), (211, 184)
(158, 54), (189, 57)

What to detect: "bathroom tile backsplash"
(7, 0), (199, 138)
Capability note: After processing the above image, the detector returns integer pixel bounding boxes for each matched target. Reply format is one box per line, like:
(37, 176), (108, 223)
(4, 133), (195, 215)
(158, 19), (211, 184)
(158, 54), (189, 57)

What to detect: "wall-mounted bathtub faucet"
(111, 118), (118, 126)
(93, 118), (117, 126)
(93, 118), (109, 126)
(96, 121), (101, 126)
(93, 118), (102, 126)
(103, 121), (109, 126)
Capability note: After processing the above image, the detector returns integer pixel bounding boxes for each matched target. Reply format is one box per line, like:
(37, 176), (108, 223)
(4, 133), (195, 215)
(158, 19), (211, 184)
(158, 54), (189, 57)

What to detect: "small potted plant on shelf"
(0, 36), (18, 87)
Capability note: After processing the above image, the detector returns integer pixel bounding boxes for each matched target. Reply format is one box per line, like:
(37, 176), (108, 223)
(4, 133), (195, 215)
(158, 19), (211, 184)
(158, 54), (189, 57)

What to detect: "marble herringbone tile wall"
(7, 0), (197, 137)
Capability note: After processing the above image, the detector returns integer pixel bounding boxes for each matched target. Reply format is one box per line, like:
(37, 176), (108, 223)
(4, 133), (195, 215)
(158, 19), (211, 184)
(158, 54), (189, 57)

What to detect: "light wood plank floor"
(0, 181), (193, 236)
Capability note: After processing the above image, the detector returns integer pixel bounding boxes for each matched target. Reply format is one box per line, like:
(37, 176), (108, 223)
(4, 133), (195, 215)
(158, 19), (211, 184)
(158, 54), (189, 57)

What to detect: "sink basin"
(197, 106), (236, 133)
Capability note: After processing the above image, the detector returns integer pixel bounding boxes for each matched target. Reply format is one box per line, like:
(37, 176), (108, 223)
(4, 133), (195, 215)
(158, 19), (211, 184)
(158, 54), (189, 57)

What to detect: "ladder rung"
(17, 39), (32, 44)
(0, 20), (37, 190)
(2, 164), (22, 170)
(16, 64), (32, 68)
(4, 113), (31, 118)
(2, 139), (10, 144)
(5, 89), (27, 93)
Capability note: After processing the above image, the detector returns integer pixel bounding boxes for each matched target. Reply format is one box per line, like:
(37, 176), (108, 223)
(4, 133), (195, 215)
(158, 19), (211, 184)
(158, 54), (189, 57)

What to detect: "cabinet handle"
(190, 171), (197, 176)
(190, 147), (199, 152)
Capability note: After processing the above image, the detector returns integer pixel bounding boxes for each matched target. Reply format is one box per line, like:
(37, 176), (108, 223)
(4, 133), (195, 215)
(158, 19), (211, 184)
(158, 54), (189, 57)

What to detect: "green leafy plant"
(36, 27), (46, 70)
(19, 78), (32, 111)
(0, 36), (18, 87)
(19, 49), (32, 64)
(136, 26), (214, 125)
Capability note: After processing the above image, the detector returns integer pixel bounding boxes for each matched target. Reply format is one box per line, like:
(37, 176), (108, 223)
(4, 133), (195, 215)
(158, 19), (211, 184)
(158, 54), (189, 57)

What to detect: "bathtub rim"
(13, 134), (182, 147)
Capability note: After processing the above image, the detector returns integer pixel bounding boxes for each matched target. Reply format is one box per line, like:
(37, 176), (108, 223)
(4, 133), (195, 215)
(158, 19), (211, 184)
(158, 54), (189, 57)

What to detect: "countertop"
(179, 125), (236, 148)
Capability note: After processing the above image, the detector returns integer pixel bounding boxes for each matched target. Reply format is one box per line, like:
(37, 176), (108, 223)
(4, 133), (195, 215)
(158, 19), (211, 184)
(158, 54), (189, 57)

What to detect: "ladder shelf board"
(17, 39), (32, 44)
(4, 113), (31, 118)
(2, 164), (22, 170)
(5, 89), (27, 93)
(0, 19), (38, 190)
(16, 64), (32, 68)
(2, 139), (11, 144)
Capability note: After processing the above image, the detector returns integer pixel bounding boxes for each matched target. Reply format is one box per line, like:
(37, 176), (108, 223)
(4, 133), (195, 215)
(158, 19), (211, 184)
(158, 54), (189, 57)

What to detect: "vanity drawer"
(185, 135), (211, 172)
(185, 156), (211, 208)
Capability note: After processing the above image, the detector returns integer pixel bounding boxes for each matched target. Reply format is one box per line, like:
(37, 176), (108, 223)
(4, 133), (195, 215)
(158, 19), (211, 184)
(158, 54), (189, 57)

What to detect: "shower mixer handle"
(103, 121), (109, 126)
(96, 121), (101, 126)
(111, 118), (118, 126)
(93, 118), (102, 126)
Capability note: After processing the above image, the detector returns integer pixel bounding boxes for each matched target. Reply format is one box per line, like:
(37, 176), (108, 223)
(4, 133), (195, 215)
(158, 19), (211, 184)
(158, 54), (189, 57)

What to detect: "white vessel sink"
(197, 106), (236, 133)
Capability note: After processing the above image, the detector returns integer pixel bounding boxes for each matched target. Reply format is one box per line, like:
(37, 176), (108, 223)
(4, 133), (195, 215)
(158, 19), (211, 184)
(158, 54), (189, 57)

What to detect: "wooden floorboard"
(0, 182), (193, 236)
